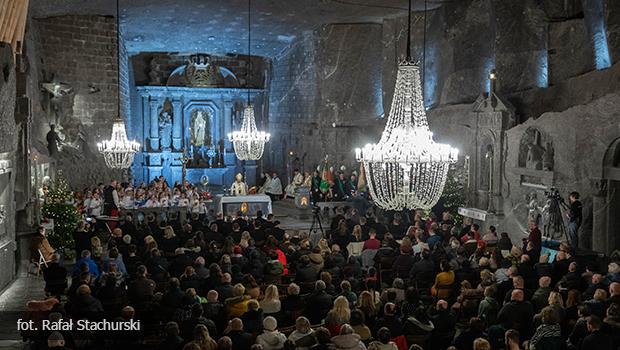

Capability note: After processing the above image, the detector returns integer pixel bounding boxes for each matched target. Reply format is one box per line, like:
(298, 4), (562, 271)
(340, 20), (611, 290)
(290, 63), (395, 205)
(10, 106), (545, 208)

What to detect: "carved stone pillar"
(149, 98), (160, 151)
(142, 95), (150, 150)
(592, 197), (607, 252)
(172, 98), (183, 151)
(224, 100), (233, 151)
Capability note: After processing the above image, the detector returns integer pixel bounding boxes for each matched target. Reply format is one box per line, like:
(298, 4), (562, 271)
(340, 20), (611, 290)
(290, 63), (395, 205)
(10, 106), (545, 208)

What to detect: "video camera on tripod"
(543, 187), (569, 241)
(544, 187), (567, 206)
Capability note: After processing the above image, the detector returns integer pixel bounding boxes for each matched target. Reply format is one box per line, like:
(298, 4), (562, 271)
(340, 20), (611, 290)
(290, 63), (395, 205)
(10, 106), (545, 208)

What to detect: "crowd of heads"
(31, 190), (620, 350)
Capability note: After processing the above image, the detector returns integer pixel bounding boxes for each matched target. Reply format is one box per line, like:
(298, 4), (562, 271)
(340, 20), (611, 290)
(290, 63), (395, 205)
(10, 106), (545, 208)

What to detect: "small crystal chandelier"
(98, 119), (140, 169)
(228, 0), (269, 160)
(355, 0), (458, 210)
(98, 0), (140, 169)
(229, 105), (270, 160)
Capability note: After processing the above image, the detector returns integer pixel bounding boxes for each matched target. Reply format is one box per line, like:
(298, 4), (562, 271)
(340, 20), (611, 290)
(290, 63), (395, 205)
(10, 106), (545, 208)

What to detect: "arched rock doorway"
(593, 137), (620, 254)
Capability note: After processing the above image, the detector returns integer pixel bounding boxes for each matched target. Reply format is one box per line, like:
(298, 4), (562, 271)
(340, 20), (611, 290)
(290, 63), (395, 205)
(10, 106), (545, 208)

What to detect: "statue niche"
(190, 109), (212, 148)
(159, 99), (173, 150)
(518, 128), (554, 171)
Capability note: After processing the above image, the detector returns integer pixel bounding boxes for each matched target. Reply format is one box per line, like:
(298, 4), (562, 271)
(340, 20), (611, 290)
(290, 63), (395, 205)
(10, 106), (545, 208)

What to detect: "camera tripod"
(544, 196), (570, 244)
(309, 206), (325, 240)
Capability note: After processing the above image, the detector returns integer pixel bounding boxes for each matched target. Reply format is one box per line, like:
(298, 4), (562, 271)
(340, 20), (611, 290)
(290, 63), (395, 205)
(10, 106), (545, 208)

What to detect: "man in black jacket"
(581, 315), (613, 350)
(224, 318), (254, 350)
(497, 290), (534, 339)
(306, 280), (333, 324)
(43, 254), (67, 297)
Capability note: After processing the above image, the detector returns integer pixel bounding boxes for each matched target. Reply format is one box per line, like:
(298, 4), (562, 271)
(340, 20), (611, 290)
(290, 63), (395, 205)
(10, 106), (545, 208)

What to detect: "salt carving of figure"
(526, 131), (545, 170)
(159, 110), (173, 150)
(192, 111), (207, 146)
(542, 142), (554, 171)
(46, 124), (62, 156)
(230, 173), (248, 196)
(527, 192), (541, 225)
(540, 199), (552, 236)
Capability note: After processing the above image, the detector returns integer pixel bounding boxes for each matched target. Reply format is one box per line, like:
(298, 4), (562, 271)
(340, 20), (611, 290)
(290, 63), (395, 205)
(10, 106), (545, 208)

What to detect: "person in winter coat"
(264, 251), (284, 284)
(368, 328), (398, 350)
(226, 283), (251, 318)
(256, 316), (287, 350)
(529, 306), (564, 350)
(241, 299), (264, 334)
(331, 324), (366, 350)
(70, 285), (104, 320)
(478, 286), (499, 326)
(288, 317), (316, 350)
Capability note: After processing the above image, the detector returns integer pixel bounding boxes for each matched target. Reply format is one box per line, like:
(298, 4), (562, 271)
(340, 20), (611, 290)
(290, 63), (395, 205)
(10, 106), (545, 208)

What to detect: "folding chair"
(35, 249), (51, 276)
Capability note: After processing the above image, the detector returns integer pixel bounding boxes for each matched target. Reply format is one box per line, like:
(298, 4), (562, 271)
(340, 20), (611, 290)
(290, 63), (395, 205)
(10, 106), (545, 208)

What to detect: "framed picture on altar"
(223, 201), (270, 217)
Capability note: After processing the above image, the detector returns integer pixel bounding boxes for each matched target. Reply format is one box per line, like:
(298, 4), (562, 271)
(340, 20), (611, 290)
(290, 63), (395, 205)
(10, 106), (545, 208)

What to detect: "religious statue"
(527, 192), (541, 225)
(542, 142), (554, 171)
(191, 110), (210, 147)
(159, 110), (173, 150)
(148, 57), (163, 85)
(230, 173), (248, 196)
(526, 130), (545, 170)
(46, 124), (62, 157)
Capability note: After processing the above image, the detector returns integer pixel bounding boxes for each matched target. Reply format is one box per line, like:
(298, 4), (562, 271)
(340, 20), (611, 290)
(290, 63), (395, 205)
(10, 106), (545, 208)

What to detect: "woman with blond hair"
(352, 225), (363, 242)
(326, 296), (351, 336)
(90, 236), (103, 260)
(191, 324), (217, 350)
(161, 225), (180, 256)
(288, 316), (316, 350)
(318, 239), (331, 256)
(358, 290), (379, 328)
(547, 291), (565, 320)
(143, 235), (158, 253)
(260, 284), (281, 316)
(239, 231), (252, 249)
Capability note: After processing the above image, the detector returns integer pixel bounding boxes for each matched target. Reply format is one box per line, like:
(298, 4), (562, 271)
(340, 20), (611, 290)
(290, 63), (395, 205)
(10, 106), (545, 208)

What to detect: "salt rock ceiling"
(29, 0), (446, 56)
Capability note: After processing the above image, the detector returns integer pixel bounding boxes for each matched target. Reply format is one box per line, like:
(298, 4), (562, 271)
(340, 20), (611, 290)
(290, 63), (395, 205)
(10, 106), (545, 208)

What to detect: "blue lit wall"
(584, 0), (612, 70)
(424, 45), (439, 108)
(374, 75), (385, 117)
(537, 50), (549, 88)
(484, 56), (496, 93)
(594, 28), (612, 69)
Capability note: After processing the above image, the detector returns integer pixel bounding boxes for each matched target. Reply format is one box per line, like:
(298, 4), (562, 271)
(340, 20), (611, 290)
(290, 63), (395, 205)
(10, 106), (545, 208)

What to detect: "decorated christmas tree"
(41, 171), (79, 250)
(439, 167), (466, 222)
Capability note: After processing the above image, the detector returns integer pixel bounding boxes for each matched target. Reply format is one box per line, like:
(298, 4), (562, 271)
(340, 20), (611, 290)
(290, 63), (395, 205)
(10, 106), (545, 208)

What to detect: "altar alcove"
(131, 55), (268, 187)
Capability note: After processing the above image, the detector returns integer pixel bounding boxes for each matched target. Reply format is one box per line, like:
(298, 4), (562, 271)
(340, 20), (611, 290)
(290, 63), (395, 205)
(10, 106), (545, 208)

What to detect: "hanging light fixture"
(228, 0), (270, 160)
(98, 0), (140, 169)
(355, 0), (458, 210)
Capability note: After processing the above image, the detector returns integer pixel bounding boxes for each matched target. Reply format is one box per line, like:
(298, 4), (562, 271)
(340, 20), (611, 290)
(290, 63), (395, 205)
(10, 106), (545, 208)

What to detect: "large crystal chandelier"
(98, 0), (140, 169)
(228, 105), (270, 160)
(228, 0), (269, 160)
(355, 0), (458, 210)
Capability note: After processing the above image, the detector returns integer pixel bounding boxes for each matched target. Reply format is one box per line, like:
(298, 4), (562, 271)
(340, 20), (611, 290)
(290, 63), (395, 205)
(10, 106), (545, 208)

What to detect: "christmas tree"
(41, 171), (79, 250)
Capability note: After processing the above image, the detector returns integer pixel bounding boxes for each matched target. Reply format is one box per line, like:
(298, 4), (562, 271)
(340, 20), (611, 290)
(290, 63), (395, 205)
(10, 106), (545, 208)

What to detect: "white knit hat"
(263, 316), (277, 331)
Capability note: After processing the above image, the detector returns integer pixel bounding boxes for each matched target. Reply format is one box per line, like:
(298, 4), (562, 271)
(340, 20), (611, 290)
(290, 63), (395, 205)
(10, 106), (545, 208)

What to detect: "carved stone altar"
(135, 86), (267, 186)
